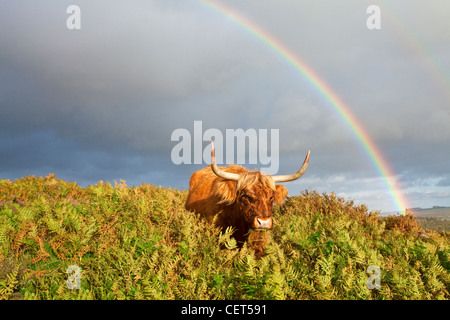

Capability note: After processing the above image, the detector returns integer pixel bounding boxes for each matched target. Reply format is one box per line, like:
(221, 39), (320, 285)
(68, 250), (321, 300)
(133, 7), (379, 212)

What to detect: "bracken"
(0, 174), (448, 300)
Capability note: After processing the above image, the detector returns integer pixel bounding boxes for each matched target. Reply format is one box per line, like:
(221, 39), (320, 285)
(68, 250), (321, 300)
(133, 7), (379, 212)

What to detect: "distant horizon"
(2, 171), (450, 215)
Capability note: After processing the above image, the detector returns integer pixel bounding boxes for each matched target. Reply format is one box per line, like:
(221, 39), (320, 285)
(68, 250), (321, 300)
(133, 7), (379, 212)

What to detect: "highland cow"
(185, 141), (310, 257)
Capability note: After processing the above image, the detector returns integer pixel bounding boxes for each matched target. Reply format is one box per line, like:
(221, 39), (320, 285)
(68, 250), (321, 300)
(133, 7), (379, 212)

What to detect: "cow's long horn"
(272, 150), (310, 183)
(210, 140), (241, 181)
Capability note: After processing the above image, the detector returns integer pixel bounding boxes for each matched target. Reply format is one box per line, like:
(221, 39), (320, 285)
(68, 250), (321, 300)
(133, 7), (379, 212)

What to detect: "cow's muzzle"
(253, 217), (272, 230)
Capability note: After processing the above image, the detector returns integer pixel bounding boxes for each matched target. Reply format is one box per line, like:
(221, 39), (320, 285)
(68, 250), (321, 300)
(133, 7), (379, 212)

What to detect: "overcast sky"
(1, 0), (449, 212)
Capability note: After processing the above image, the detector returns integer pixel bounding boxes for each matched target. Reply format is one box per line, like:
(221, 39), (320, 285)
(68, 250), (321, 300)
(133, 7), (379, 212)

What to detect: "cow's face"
(236, 173), (276, 230)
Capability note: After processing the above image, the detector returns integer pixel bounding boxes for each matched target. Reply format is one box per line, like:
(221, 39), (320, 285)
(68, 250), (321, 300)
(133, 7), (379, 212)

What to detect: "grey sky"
(1, 0), (449, 212)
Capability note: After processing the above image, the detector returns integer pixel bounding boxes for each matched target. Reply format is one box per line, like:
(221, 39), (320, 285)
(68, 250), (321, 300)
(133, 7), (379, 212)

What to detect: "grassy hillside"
(0, 174), (449, 300)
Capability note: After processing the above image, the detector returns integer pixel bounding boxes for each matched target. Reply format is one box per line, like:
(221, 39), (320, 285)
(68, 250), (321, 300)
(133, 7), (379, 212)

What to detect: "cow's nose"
(253, 217), (272, 229)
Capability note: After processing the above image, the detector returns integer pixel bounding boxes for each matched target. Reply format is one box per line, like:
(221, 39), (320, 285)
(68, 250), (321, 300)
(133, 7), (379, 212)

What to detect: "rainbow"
(197, 0), (409, 214)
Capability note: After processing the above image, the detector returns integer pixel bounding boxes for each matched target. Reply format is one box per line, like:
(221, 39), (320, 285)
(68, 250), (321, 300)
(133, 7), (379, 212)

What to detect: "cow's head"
(210, 140), (310, 230)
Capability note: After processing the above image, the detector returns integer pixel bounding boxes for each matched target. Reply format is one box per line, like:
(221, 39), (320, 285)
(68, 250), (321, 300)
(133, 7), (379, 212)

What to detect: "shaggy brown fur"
(185, 164), (288, 257)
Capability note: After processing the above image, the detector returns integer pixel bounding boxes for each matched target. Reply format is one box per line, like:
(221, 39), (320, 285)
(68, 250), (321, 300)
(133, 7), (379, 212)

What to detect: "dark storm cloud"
(0, 0), (449, 211)
(0, 0), (273, 151)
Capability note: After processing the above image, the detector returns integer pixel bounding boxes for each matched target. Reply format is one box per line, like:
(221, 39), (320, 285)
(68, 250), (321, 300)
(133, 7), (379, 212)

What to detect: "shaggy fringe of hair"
(211, 165), (276, 205)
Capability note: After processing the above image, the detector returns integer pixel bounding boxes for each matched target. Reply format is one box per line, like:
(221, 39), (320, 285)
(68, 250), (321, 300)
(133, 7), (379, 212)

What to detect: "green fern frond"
(0, 266), (19, 300)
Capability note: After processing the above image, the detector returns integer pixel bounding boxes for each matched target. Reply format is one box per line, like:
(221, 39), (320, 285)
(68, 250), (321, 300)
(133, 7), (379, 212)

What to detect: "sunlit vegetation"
(0, 174), (448, 299)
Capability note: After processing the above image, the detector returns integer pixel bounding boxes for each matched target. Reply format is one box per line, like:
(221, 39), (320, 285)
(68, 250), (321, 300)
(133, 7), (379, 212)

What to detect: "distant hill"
(409, 206), (450, 220)
(407, 207), (450, 231)
(379, 206), (450, 232)
(381, 206), (450, 219)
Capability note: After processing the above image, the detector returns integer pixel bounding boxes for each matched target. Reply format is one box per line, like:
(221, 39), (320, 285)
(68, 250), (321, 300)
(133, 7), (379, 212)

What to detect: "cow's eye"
(270, 195), (275, 202)
(241, 194), (252, 201)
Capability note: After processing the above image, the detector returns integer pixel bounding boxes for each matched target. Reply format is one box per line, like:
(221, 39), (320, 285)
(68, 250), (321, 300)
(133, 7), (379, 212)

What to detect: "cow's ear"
(274, 185), (288, 205)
